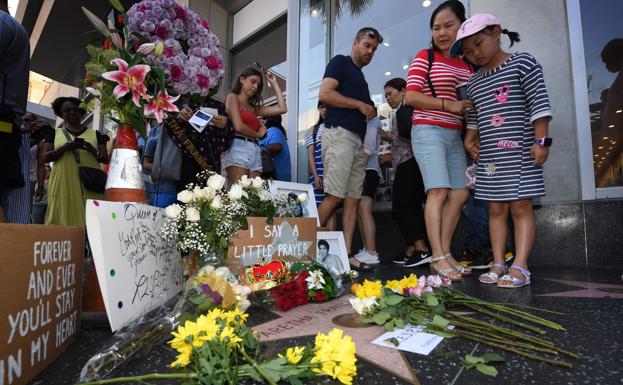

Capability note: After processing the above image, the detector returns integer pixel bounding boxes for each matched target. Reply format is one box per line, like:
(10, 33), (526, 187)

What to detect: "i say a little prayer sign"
(227, 217), (316, 274)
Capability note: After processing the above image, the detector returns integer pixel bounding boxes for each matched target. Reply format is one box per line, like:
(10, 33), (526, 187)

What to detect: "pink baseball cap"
(450, 13), (501, 56)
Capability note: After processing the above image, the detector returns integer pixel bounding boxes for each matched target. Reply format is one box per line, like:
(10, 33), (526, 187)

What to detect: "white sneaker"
(355, 250), (380, 264)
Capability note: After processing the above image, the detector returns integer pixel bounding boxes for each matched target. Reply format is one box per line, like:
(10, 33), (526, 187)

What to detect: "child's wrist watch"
(534, 137), (553, 147)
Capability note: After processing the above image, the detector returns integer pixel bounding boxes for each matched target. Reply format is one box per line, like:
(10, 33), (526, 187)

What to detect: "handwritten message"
(371, 323), (446, 355)
(227, 217), (316, 274)
(0, 224), (83, 385)
(85, 200), (183, 332)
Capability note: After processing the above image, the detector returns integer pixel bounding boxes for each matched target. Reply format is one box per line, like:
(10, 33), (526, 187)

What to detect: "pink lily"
(101, 58), (150, 107)
(144, 91), (180, 123)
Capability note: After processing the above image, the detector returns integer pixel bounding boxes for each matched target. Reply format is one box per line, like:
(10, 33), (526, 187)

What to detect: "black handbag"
(261, 148), (276, 179)
(62, 129), (107, 193)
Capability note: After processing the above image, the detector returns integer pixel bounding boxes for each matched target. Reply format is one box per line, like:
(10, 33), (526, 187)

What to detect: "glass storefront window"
(296, 1), (328, 183)
(580, 0), (623, 188)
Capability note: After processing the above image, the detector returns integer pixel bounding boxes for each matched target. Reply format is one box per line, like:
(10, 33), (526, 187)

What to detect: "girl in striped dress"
(455, 14), (553, 288)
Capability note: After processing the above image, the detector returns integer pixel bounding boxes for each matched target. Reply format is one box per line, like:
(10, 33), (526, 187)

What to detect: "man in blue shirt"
(259, 115), (291, 181)
(318, 27), (382, 271)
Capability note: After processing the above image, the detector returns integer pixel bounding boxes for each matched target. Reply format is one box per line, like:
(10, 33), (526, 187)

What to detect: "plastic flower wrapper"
(79, 265), (250, 382)
(350, 274), (580, 369)
(80, 308), (358, 385)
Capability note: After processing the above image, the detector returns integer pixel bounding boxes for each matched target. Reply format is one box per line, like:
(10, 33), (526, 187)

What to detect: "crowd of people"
(0, 0), (554, 289)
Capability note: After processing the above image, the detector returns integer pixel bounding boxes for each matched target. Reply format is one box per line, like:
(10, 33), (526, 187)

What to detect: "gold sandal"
(430, 255), (463, 281)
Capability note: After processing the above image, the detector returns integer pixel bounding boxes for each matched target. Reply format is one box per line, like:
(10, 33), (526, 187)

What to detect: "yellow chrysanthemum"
(170, 350), (191, 368)
(385, 274), (419, 294)
(169, 320), (203, 352)
(219, 326), (243, 347)
(279, 346), (305, 365)
(354, 279), (383, 299)
(195, 314), (220, 342)
(224, 307), (249, 326)
(311, 329), (357, 385)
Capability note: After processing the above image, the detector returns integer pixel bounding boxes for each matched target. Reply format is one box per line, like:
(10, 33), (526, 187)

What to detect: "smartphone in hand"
(188, 109), (214, 133)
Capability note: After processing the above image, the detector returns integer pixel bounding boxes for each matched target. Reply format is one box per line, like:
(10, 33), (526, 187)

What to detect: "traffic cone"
(104, 123), (147, 202)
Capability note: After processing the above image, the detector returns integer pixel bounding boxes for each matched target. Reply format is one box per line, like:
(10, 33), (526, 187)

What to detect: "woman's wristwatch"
(534, 137), (553, 147)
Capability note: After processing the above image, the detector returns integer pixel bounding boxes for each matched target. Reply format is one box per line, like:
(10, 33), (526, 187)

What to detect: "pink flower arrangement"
(127, 0), (224, 97)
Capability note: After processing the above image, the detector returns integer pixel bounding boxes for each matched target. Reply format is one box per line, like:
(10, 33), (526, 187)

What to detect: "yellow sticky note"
(0, 121), (12, 134)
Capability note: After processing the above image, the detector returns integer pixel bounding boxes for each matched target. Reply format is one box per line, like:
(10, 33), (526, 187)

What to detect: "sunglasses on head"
(358, 28), (383, 44)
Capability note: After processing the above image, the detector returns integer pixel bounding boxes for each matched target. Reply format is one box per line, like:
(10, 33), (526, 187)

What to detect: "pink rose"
(170, 65), (183, 81)
(204, 56), (221, 69)
(174, 4), (187, 20)
(155, 25), (169, 39)
(197, 74), (210, 88)
(198, 19), (210, 30)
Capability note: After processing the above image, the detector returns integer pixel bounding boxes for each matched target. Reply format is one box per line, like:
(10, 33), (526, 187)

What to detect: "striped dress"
(466, 53), (552, 201)
(305, 124), (326, 206)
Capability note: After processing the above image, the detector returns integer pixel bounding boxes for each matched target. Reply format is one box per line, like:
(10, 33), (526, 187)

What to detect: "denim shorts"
(223, 138), (262, 172)
(411, 124), (467, 192)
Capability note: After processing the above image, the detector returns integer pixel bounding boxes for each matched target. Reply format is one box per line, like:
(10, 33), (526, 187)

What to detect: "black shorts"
(362, 169), (380, 199)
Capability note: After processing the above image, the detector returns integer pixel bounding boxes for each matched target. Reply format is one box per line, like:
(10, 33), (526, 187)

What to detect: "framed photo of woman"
(315, 231), (350, 275)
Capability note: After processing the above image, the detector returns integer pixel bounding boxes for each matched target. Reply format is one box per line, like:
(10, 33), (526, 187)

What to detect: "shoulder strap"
(426, 48), (437, 98)
(61, 128), (81, 165)
(164, 116), (211, 171)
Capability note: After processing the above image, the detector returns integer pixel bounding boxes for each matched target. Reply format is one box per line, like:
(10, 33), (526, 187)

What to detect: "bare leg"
(488, 201), (510, 278)
(249, 171), (261, 178)
(358, 196), (377, 253)
(499, 199), (534, 284)
(326, 211), (337, 231)
(441, 188), (469, 264)
(0, 207), (6, 223)
(318, 194), (342, 227)
(424, 188), (458, 277)
(226, 166), (249, 187)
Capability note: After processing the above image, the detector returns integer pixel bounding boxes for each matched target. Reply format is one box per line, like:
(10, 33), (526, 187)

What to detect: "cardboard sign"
(227, 217), (317, 274)
(0, 224), (84, 385)
(85, 200), (183, 332)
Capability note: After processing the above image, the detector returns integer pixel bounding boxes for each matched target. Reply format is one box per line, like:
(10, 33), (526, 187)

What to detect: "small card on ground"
(371, 323), (445, 355)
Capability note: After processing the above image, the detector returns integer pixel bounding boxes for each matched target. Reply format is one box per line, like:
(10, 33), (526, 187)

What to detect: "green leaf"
(372, 311), (391, 325)
(394, 318), (405, 328)
(465, 354), (485, 364)
(385, 320), (395, 331)
(482, 353), (505, 363)
(476, 364), (498, 377)
(384, 337), (400, 346)
(109, 0), (125, 12)
(385, 294), (404, 306)
(431, 314), (450, 329)
(434, 351), (456, 359)
(424, 293), (439, 307)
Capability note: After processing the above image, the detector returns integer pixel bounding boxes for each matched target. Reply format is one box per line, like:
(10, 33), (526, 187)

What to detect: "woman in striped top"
(405, 0), (475, 281)
(457, 14), (553, 288)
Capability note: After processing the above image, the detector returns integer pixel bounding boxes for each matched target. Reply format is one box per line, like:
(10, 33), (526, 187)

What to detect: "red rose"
(170, 65), (183, 81)
(197, 74), (210, 88)
(174, 4), (187, 20)
(198, 19), (210, 30)
(204, 56), (222, 70)
(315, 291), (325, 302)
(155, 25), (169, 39)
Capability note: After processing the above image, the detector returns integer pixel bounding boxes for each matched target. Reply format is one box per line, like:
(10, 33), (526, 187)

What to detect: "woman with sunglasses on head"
(405, 0), (474, 281)
(224, 65), (287, 186)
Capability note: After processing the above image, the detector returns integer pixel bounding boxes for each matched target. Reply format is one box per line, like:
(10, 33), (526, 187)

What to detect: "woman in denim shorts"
(404, 0), (474, 281)
(224, 65), (287, 186)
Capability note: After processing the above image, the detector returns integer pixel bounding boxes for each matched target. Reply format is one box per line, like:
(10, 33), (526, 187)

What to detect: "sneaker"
(355, 249), (380, 265)
(404, 251), (431, 268)
(465, 250), (514, 270)
(392, 254), (407, 265)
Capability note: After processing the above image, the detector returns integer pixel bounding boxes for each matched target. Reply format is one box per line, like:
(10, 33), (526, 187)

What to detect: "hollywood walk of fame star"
(538, 279), (623, 299)
(252, 295), (421, 384)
